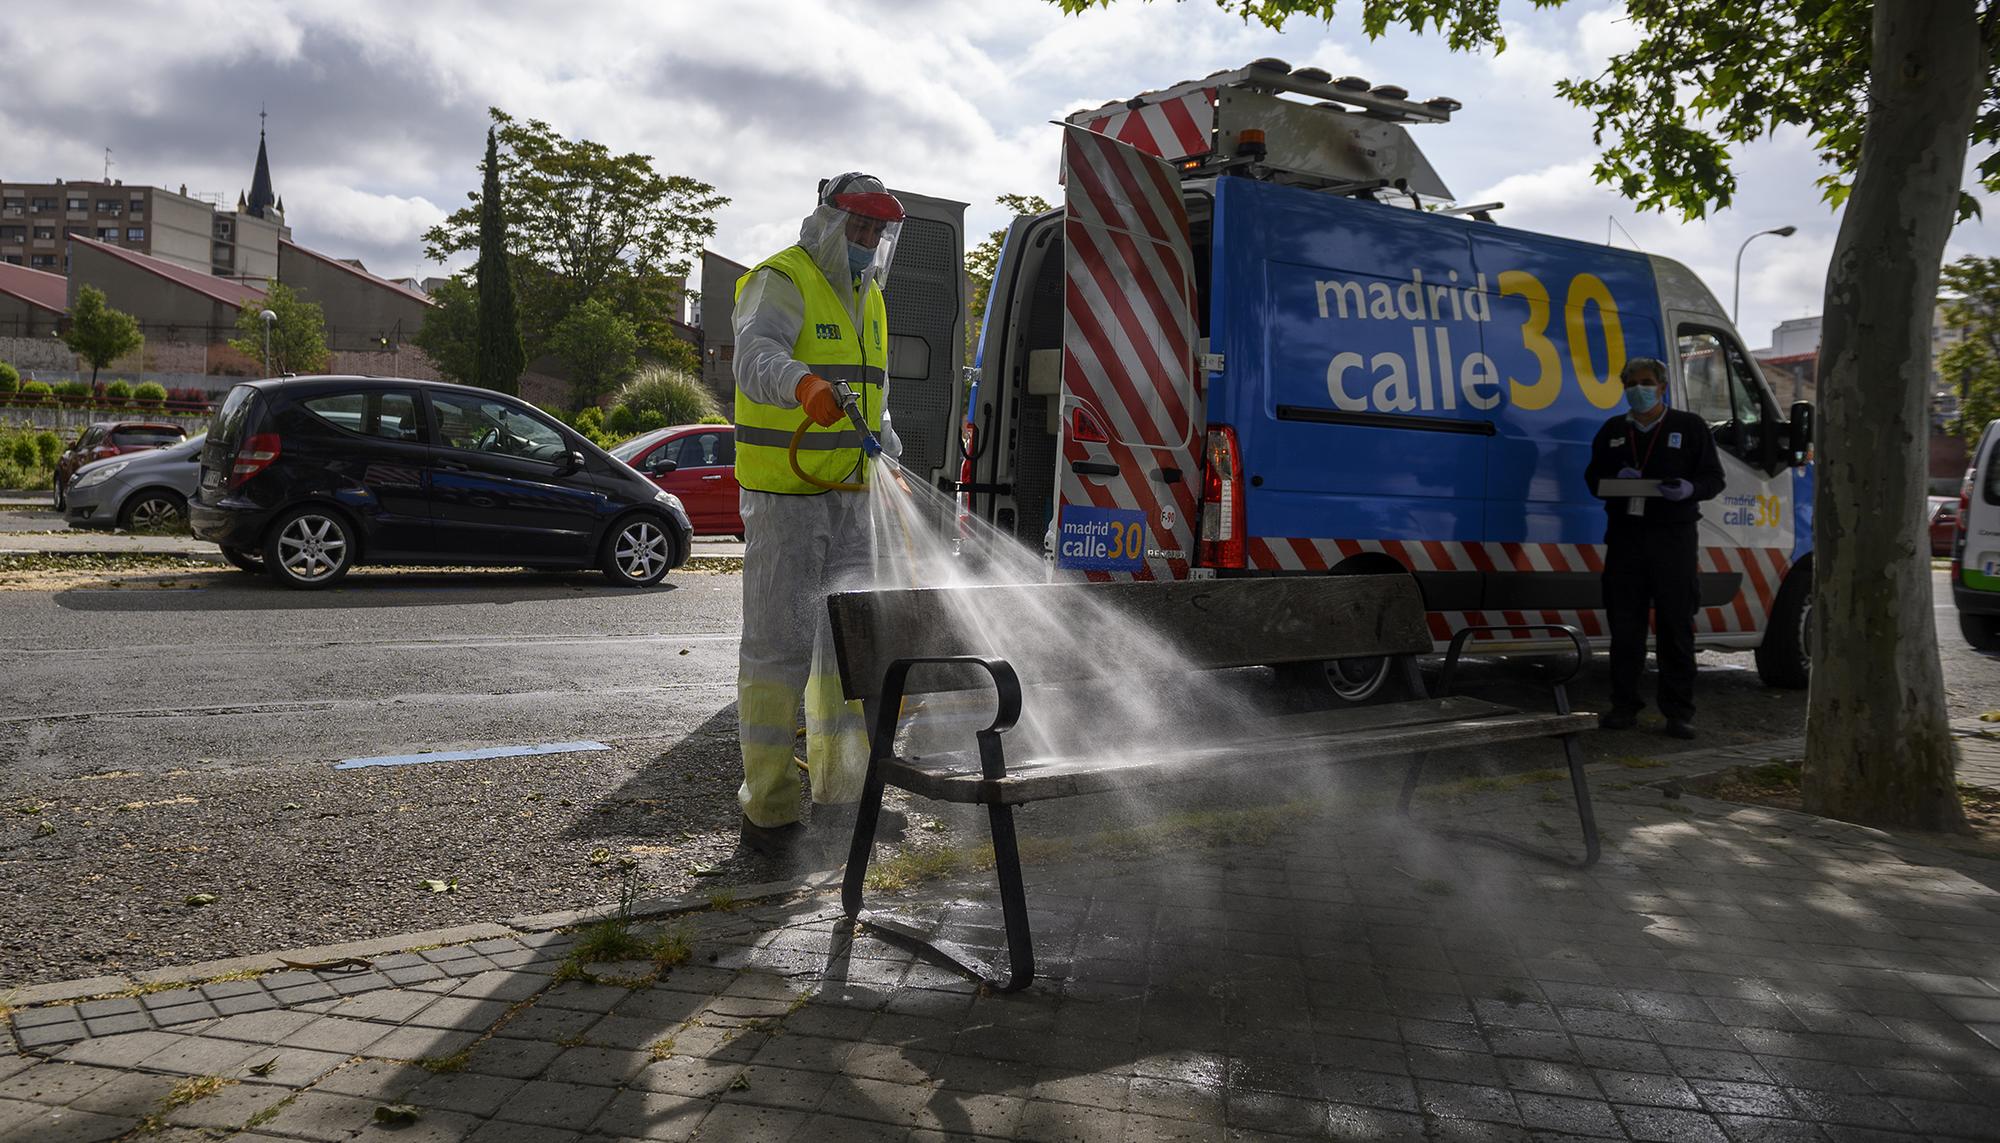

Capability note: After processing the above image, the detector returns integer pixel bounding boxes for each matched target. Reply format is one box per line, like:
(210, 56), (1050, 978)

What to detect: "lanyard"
(1628, 418), (1664, 472)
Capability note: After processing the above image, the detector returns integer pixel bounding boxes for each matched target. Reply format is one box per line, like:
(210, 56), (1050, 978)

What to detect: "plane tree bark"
(1805, 2), (1980, 830)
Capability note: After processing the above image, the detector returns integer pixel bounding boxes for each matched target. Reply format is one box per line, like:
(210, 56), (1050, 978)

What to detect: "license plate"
(199, 467), (219, 490)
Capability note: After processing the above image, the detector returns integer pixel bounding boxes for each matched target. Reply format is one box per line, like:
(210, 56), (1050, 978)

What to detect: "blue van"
(959, 60), (1814, 696)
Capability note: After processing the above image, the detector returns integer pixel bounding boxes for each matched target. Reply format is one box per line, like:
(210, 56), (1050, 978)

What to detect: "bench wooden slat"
(880, 709), (1598, 805)
(827, 576), (1432, 703)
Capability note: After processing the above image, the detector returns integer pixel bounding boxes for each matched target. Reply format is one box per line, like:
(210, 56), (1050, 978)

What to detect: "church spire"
(247, 106), (276, 219)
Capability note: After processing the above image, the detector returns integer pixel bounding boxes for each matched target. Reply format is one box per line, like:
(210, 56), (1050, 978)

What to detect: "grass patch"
(1414, 768), (1566, 804)
(417, 1048), (471, 1074)
(244, 1093), (296, 1129)
(138, 1074), (235, 1131)
(647, 1037), (676, 1062)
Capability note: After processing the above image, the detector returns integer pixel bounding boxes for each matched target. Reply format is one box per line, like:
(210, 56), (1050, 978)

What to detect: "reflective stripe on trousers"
(736, 488), (873, 828)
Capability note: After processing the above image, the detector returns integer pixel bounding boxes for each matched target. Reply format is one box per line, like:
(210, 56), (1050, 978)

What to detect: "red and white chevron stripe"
(1079, 89), (1216, 163)
(1245, 537), (1792, 644)
(1057, 126), (1203, 583)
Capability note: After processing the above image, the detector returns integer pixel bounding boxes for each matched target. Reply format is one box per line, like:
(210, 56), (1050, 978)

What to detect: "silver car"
(62, 433), (206, 531)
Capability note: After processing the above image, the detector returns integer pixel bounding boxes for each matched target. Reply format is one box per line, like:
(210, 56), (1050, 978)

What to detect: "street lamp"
(1733, 225), (1797, 327)
(258, 309), (276, 377)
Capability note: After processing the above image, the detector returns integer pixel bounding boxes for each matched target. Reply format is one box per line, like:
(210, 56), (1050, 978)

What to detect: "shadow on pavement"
(51, 572), (679, 612)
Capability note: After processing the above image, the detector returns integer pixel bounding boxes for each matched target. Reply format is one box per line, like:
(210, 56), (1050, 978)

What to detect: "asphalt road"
(1, 554), (1994, 987)
(0, 571), (745, 782)
(1, 564), (1994, 783)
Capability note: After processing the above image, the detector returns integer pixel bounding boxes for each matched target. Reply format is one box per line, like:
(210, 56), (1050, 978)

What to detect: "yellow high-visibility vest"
(733, 246), (887, 494)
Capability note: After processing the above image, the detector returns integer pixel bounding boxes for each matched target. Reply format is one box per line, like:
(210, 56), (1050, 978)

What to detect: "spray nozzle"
(833, 381), (883, 458)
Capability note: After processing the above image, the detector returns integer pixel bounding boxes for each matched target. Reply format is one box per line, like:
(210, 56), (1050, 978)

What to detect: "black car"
(189, 376), (692, 589)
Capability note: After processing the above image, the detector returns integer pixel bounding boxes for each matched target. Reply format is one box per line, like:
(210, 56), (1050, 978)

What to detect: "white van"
(1956, 420), (2000, 650)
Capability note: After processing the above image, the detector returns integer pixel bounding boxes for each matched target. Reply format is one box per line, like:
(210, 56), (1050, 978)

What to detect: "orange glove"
(795, 373), (844, 427)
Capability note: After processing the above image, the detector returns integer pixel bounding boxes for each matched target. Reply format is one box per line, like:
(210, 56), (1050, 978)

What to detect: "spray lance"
(787, 380), (906, 493)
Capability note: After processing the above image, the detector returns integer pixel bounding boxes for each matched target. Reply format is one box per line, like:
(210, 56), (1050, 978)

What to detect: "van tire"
(1756, 558), (1812, 688)
(1961, 612), (2000, 652)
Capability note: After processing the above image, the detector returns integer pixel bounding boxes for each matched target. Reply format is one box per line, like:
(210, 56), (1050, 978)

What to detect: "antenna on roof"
(103, 148), (113, 183)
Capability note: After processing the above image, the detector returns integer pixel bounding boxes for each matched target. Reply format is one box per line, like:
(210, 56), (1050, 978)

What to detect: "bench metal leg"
(841, 657), (1037, 992)
(1397, 683), (1600, 869)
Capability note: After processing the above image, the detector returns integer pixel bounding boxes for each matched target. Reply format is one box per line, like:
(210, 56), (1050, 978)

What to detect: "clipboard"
(1597, 478), (1663, 498)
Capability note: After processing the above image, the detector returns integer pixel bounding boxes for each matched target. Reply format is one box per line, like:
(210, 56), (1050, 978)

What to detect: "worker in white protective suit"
(730, 172), (904, 859)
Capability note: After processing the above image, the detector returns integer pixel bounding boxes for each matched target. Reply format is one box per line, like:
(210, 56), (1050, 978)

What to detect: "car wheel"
(220, 546), (264, 573)
(1962, 611), (2000, 652)
(118, 489), (188, 532)
(602, 515), (674, 586)
(265, 507), (355, 589)
(52, 480), (65, 511)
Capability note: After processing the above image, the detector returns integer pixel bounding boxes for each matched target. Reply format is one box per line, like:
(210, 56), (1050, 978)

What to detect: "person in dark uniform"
(1584, 356), (1726, 739)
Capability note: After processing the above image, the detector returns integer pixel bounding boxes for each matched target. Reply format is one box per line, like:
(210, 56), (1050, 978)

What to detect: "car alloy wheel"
(269, 510), (353, 588)
(120, 491), (186, 531)
(605, 517), (672, 586)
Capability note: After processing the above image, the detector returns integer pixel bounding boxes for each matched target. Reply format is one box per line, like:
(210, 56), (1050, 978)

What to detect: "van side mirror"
(557, 450), (585, 475)
(1788, 401), (1813, 464)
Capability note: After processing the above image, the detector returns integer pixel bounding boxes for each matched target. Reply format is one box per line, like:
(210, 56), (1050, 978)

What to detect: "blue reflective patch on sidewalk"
(334, 740), (611, 770)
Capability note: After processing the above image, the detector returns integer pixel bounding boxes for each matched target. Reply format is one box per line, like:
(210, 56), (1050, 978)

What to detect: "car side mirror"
(557, 450), (585, 475)
(1788, 400), (1813, 464)
(651, 457), (678, 474)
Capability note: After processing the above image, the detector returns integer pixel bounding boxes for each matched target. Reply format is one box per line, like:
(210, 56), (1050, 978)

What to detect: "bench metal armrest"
(1438, 624), (1590, 697)
(872, 656), (1022, 780)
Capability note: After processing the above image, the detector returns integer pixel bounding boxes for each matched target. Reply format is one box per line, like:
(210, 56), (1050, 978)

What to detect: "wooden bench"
(824, 574), (1599, 992)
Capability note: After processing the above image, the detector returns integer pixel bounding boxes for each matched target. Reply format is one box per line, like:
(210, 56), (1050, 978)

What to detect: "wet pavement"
(6, 735), (1999, 1142)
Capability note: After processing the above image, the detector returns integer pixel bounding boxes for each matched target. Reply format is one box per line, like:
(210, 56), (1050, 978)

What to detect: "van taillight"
(1198, 425), (1245, 569)
(956, 422), (976, 534)
(1068, 406), (1110, 444)
(229, 433), (281, 488)
(1955, 465), (1975, 571)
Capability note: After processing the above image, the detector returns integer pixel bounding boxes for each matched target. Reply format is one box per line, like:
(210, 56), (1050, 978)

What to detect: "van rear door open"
(1054, 126), (1203, 581)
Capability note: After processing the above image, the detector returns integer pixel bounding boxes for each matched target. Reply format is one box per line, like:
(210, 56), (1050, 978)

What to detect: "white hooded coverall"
(732, 201), (901, 828)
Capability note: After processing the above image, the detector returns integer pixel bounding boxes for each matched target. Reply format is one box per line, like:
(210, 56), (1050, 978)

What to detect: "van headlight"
(72, 461), (131, 490)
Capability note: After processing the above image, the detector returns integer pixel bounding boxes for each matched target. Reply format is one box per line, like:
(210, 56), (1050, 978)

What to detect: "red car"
(1930, 496), (1960, 557)
(611, 425), (743, 537)
(53, 421), (188, 510)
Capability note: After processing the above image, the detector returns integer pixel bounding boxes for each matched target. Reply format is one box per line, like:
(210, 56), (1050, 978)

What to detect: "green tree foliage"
(423, 108), (725, 371)
(62, 286), (143, 384)
(134, 381), (167, 407)
(229, 284), (331, 376)
(1055, 0), (1998, 831)
(966, 194), (1054, 365)
(1941, 256), (2000, 440)
(104, 379), (133, 404)
(549, 297), (638, 409)
(34, 431), (61, 467)
(55, 381), (89, 401)
(615, 365), (718, 426)
(604, 404), (637, 437)
(475, 126), (527, 396)
(413, 277), (479, 384)
(0, 362), (19, 394)
(19, 381), (52, 403)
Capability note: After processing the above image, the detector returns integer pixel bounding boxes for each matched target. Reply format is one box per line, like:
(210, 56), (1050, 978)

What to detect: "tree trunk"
(1803, 1), (1981, 831)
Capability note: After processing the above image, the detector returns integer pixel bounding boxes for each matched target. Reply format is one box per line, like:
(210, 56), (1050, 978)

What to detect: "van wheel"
(603, 516), (673, 586)
(220, 546), (263, 573)
(1755, 558), (1812, 688)
(266, 507), (355, 589)
(1962, 612), (2000, 652)
(1277, 656), (1408, 705)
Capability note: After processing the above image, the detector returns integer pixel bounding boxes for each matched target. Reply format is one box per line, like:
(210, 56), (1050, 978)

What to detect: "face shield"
(801, 172), (905, 289)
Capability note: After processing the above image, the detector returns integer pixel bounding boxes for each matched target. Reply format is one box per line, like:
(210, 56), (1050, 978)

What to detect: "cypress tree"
(474, 127), (525, 395)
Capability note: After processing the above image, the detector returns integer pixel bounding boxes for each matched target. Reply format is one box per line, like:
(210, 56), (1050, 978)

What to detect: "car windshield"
(609, 431), (671, 463)
(112, 427), (185, 447)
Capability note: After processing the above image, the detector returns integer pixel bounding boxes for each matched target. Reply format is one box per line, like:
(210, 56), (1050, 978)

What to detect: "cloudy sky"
(6, 0), (1995, 351)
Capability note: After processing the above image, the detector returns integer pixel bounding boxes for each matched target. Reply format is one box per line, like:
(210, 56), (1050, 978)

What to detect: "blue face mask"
(847, 243), (874, 277)
(1625, 384), (1661, 413)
